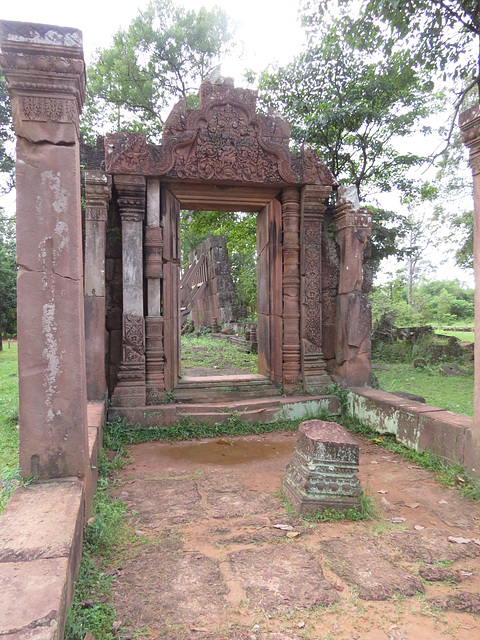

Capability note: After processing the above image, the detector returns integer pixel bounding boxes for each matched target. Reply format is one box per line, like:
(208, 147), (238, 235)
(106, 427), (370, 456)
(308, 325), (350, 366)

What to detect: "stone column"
(333, 188), (372, 387)
(460, 105), (480, 444)
(111, 174), (147, 407)
(0, 21), (88, 479)
(282, 188), (302, 393)
(300, 184), (332, 393)
(84, 170), (110, 401)
(145, 178), (165, 404)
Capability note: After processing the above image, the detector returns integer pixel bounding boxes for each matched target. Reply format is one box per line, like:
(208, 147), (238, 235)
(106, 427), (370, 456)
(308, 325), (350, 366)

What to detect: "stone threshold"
(0, 402), (105, 639)
(108, 394), (340, 428)
(349, 387), (480, 479)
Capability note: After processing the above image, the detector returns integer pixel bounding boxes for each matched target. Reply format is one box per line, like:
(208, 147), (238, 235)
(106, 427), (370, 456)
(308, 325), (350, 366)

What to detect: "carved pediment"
(105, 78), (337, 188)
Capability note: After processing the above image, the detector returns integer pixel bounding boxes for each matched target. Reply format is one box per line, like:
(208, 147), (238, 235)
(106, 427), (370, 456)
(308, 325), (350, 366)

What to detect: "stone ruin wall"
(187, 236), (242, 329)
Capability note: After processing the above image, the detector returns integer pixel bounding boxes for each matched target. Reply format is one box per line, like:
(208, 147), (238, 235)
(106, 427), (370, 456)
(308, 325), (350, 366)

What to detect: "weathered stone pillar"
(111, 174), (147, 406)
(145, 178), (165, 404)
(333, 188), (372, 387)
(460, 105), (480, 445)
(0, 21), (88, 479)
(84, 170), (110, 401)
(282, 188), (302, 393)
(300, 184), (332, 393)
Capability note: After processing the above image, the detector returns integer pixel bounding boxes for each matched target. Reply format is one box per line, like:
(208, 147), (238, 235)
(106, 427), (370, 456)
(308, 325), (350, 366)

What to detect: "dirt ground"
(110, 430), (480, 640)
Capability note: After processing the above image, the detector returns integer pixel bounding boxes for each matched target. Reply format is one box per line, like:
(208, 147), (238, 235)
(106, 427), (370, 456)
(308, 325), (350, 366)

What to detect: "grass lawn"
(435, 329), (475, 343)
(373, 362), (474, 416)
(0, 342), (19, 511)
(181, 333), (258, 374)
(0, 342), (19, 469)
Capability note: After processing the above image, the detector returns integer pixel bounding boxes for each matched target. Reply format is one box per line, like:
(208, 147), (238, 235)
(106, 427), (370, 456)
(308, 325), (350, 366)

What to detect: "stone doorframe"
(105, 77), (370, 406)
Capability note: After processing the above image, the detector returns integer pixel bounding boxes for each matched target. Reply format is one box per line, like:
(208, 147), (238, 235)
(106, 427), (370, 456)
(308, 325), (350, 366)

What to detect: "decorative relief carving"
(123, 314), (145, 363)
(105, 79), (336, 189)
(85, 206), (108, 222)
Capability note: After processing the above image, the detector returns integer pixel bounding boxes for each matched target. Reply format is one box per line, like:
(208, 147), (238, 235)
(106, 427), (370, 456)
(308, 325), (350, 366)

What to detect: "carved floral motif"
(123, 314), (144, 363)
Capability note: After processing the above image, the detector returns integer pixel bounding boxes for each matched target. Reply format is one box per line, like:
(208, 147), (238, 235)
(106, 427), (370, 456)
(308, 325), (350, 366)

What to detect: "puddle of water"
(159, 439), (294, 466)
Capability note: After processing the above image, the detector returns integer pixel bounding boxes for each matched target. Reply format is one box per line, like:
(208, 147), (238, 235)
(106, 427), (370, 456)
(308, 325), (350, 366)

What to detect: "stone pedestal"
(84, 170), (110, 401)
(0, 20), (88, 479)
(333, 192), (372, 387)
(283, 419), (362, 514)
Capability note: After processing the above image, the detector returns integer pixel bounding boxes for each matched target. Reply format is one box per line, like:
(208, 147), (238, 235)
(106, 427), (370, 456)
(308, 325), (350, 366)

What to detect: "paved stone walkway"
(111, 431), (480, 639)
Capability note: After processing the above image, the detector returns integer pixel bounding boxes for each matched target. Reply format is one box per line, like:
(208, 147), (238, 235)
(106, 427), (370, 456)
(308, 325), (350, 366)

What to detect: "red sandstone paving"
(109, 431), (480, 639)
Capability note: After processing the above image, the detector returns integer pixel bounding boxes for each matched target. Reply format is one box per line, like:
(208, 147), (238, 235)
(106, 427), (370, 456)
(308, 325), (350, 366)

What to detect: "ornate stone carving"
(146, 316), (165, 404)
(123, 314), (145, 364)
(300, 184), (332, 392)
(0, 21), (85, 141)
(115, 174), (146, 222)
(105, 78), (335, 188)
(85, 171), (110, 223)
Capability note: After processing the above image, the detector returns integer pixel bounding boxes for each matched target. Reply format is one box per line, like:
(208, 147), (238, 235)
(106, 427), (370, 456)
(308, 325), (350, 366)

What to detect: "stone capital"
(0, 20), (86, 143)
(115, 174), (146, 222)
(460, 105), (480, 175)
(334, 203), (372, 236)
(85, 171), (111, 222)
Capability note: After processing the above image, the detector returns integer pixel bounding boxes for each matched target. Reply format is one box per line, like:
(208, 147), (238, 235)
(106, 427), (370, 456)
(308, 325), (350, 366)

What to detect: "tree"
(0, 214), (16, 346)
(255, 18), (438, 201)
(0, 75), (14, 194)
(82, 0), (233, 142)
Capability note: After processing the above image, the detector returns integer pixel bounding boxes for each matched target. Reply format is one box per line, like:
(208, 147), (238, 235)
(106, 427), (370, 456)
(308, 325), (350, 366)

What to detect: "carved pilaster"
(84, 170), (111, 401)
(460, 105), (480, 438)
(0, 20), (85, 143)
(332, 188), (373, 387)
(300, 184), (332, 393)
(112, 174), (147, 407)
(282, 187), (302, 393)
(146, 316), (165, 404)
(145, 226), (163, 279)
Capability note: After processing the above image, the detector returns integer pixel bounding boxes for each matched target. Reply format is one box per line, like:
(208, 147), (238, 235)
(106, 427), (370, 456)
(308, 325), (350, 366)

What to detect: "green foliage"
(83, 0), (233, 141)
(371, 278), (474, 327)
(0, 75), (14, 194)
(0, 214), (17, 338)
(451, 209), (473, 270)
(255, 12), (440, 201)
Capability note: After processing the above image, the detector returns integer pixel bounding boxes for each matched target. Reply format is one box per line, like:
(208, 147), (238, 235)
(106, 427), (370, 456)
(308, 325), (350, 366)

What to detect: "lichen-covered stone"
(283, 419), (362, 513)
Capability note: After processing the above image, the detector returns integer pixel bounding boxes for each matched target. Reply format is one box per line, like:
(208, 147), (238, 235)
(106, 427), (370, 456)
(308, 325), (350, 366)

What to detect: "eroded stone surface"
(113, 546), (228, 628)
(429, 592), (480, 614)
(199, 473), (280, 518)
(0, 481), (83, 563)
(319, 535), (424, 600)
(387, 530), (480, 564)
(0, 557), (68, 634)
(121, 478), (203, 528)
(228, 546), (339, 610)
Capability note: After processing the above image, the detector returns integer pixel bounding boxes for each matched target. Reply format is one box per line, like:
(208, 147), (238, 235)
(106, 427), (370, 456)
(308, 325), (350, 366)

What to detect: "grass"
(435, 330), (474, 343)
(0, 342), (19, 511)
(373, 362), (474, 416)
(65, 448), (133, 640)
(181, 333), (258, 374)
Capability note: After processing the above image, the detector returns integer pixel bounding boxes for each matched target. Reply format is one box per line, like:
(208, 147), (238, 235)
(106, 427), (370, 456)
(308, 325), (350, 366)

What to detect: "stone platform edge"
(348, 387), (480, 479)
(0, 401), (105, 639)
(107, 395), (340, 427)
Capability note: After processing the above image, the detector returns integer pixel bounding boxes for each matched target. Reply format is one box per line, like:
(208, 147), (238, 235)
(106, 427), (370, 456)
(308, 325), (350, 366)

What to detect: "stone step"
(174, 374), (281, 403)
(108, 395), (340, 428)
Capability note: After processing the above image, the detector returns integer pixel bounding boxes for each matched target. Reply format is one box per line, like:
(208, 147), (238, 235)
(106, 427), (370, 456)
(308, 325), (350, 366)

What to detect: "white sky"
(0, 0), (475, 287)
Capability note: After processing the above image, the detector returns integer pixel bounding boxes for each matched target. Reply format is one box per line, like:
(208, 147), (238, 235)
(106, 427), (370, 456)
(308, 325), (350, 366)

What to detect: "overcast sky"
(1, 0), (475, 285)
